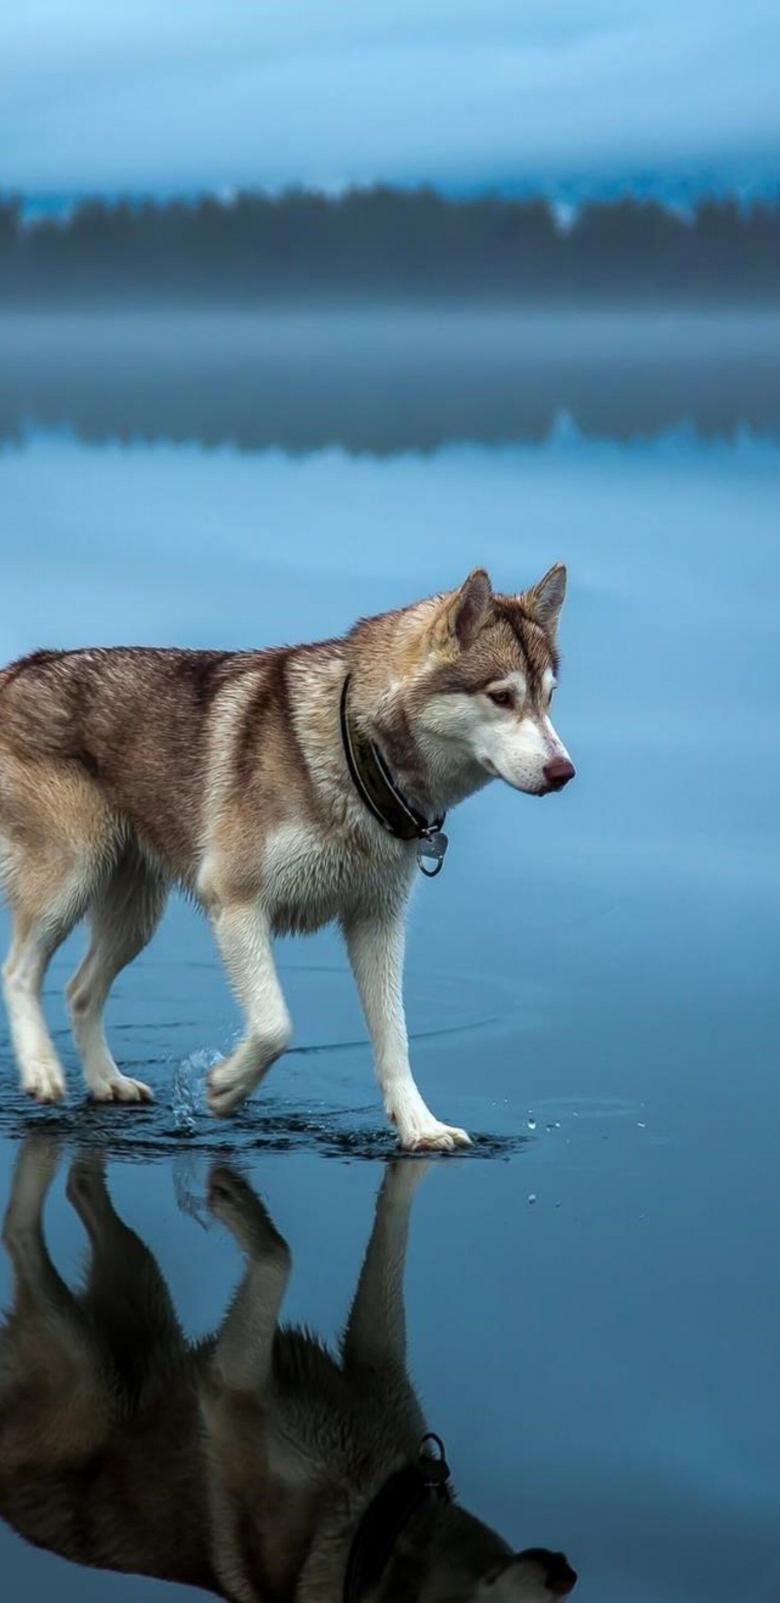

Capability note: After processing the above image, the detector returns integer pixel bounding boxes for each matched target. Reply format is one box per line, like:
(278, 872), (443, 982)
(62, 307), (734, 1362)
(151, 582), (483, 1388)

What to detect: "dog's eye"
(487, 689), (513, 709)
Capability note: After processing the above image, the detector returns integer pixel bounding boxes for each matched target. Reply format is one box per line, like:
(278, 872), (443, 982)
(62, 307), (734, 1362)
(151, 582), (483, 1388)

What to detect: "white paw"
(21, 1058), (66, 1105)
(401, 1122), (472, 1153)
(206, 1057), (257, 1118)
(88, 1074), (153, 1105)
(390, 1106), (472, 1153)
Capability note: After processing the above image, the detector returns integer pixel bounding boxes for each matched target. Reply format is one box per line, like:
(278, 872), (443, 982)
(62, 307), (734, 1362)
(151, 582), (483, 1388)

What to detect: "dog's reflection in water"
(0, 1139), (577, 1602)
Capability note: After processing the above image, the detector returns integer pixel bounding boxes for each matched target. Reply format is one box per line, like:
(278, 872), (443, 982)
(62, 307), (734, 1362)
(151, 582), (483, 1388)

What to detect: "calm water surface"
(0, 312), (779, 1602)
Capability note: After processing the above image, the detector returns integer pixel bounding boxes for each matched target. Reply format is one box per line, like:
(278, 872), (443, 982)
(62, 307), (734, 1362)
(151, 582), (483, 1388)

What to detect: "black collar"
(339, 675), (449, 877)
(343, 1435), (452, 1603)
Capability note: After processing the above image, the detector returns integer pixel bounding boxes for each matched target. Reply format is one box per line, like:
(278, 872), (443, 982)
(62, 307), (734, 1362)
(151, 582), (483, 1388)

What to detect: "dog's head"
(403, 566), (574, 799)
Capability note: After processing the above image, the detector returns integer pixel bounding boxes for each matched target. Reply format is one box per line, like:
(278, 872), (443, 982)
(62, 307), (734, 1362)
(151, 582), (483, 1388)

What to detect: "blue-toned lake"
(0, 310), (778, 1603)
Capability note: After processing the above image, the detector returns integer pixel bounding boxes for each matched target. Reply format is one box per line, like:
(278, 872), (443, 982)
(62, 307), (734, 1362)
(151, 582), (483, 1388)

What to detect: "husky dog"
(0, 1137), (577, 1601)
(0, 566), (573, 1149)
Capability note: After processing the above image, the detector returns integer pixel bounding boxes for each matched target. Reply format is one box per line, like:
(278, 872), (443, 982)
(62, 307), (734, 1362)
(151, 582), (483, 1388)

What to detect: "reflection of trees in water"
(0, 188), (779, 303)
(0, 312), (777, 452)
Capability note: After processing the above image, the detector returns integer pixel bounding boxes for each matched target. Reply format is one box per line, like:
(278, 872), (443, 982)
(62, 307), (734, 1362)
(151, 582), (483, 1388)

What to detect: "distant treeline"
(0, 187), (778, 303)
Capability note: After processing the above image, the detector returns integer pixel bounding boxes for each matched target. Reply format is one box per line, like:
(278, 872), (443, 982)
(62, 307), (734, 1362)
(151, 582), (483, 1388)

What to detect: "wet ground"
(0, 310), (779, 1601)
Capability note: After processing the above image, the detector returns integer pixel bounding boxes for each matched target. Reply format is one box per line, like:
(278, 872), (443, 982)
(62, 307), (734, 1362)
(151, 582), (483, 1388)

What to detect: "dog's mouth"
(478, 756), (576, 796)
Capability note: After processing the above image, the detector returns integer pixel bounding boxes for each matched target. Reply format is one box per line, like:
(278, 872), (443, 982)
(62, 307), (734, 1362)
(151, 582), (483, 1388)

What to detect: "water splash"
(172, 1149), (212, 1228)
(170, 1047), (223, 1134)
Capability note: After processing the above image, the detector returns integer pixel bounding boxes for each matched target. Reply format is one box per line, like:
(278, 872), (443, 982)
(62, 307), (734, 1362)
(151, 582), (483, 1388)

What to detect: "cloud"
(2, 1), (778, 192)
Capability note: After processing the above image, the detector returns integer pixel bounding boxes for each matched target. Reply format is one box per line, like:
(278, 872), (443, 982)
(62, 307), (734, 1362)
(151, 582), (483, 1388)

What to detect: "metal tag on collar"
(418, 1433), (452, 1498)
(417, 828), (448, 878)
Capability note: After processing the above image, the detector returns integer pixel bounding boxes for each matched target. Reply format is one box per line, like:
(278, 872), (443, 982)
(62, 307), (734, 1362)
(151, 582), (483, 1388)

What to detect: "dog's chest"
(263, 820), (409, 934)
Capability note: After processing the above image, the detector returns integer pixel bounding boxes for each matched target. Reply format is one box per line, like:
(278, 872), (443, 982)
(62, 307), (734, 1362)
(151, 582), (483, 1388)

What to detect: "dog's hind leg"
(3, 893), (89, 1104)
(1, 759), (117, 1103)
(1, 1137), (114, 1467)
(206, 1164), (291, 1392)
(66, 851), (167, 1104)
(1, 1133), (68, 1311)
(66, 1154), (186, 1388)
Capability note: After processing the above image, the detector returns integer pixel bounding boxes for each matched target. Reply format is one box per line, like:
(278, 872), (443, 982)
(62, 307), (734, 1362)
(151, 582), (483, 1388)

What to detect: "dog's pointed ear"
(434, 568), (493, 650)
(521, 563), (567, 639)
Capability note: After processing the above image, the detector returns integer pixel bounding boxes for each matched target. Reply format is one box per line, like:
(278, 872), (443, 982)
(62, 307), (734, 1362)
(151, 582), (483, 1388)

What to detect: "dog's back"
(0, 645), (266, 879)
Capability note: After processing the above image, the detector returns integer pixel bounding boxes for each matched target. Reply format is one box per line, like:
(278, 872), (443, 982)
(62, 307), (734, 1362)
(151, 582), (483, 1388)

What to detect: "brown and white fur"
(0, 566), (574, 1150)
(0, 1136), (577, 1601)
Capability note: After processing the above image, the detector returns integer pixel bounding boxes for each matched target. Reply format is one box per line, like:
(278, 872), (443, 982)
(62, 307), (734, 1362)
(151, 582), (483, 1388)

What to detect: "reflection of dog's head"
(360, 566), (575, 804)
(488, 1547), (578, 1599)
(415, 1542), (577, 1601)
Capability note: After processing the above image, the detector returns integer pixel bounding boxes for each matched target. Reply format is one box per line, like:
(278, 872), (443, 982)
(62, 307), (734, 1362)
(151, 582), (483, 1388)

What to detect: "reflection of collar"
(343, 1434), (453, 1603)
(339, 675), (449, 878)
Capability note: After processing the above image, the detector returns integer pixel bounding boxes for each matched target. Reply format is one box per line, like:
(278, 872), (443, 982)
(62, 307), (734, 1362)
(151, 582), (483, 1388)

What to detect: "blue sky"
(2, 1), (778, 199)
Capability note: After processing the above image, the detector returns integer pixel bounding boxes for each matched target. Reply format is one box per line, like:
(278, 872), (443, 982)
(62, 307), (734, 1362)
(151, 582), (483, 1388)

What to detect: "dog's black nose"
(543, 756), (576, 791)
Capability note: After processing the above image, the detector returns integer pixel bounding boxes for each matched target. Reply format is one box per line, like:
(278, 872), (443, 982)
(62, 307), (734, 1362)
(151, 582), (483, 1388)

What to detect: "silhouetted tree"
(0, 185), (776, 304)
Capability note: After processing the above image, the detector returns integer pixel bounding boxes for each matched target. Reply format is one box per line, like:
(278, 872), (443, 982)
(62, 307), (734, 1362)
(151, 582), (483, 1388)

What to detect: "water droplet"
(527, 1193), (537, 1205)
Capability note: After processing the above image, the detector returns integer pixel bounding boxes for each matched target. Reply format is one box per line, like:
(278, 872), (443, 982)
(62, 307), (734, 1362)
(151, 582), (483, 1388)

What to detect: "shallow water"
(0, 311), (779, 1602)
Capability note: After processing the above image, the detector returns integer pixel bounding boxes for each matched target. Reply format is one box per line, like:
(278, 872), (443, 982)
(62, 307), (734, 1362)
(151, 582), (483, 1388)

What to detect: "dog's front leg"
(206, 899), (292, 1118)
(343, 909), (471, 1152)
(206, 1164), (291, 1392)
(343, 1159), (430, 1380)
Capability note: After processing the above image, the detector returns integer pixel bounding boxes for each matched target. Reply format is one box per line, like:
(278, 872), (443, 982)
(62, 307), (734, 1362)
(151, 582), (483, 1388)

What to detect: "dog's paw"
(66, 1154), (108, 1213)
(13, 1132), (62, 1185)
(21, 1057), (66, 1105)
(207, 1164), (254, 1215)
(206, 1059), (255, 1118)
(399, 1120), (472, 1154)
(87, 1074), (153, 1105)
(2, 1134), (61, 1245)
(208, 1164), (289, 1260)
(383, 1157), (434, 1196)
